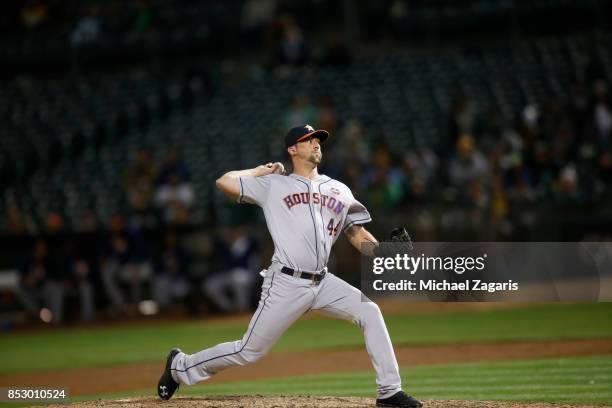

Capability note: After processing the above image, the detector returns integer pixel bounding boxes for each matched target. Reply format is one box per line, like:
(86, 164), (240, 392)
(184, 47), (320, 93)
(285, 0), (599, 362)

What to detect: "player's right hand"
(256, 162), (285, 176)
(270, 162), (285, 175)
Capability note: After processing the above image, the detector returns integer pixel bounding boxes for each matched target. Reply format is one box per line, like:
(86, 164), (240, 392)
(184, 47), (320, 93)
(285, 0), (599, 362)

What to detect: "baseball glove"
(374, 226), (413, 257)
(390, 227), (413, 250)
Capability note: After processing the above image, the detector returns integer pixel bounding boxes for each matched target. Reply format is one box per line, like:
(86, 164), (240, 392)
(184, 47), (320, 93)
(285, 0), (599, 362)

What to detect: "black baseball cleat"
(157, 348), (181, 400)
(376, 391), (423, 407)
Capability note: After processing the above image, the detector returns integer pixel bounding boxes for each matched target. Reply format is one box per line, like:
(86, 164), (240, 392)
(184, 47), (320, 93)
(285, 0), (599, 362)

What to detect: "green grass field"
(23, 355), (611, 406)
(180, 355), (612, 405)
(2, 303), (612, 406)
(1, 303), (611, 374)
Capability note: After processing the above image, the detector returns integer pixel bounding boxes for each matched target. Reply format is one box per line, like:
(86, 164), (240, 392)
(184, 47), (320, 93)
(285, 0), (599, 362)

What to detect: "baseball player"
(157, 125), (422, 408)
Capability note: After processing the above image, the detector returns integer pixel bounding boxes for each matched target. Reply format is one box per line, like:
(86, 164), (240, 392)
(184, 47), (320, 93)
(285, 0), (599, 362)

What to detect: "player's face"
(296, 137), (322, 165)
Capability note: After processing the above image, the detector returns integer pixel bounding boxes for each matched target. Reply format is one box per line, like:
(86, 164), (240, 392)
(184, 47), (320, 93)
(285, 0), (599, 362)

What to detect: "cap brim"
(295, 130), (329, 144)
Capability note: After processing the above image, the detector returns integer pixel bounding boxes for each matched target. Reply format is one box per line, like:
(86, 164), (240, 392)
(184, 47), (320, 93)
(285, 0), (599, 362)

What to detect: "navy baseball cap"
(285, 124), (329, 147)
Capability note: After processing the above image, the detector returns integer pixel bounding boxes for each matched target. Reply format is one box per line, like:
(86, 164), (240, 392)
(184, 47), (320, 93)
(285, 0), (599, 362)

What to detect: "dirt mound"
(36, 396), (611, 408)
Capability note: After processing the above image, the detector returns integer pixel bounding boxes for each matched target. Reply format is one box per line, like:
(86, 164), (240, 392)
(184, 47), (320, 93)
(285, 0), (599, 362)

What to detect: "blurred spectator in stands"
(449, 134), (489, 185)
(21, 1), (48, 29)
(46, 212), (64, 233)
(316, 95), (338, 135)
(276, 16), (308, 67)
(539, 102), (568, 155)
(152, 232), (190, 309)
(101, 232), (131, 315)
(15, 239), (65, 324)
(366, 142), (405, 211)
(597, 150), (612, 190)
(476, 108), (507, 154)
(497, 130), (535, 203)
(4, 204), (33, 235)
(449, 93), (477, 152)
(241, 0), (277, 50)
(70, 7), (102, 47)
(527, 141), (555, 196)
(317, 98), (341, 179)
(124, 151), (157, 213)
(68, 253), (95, 322)
(521, 103), (540, 140)
(154, 173), (195, 225)
(157, 149), (190, 184)
(490, 173), (509, 224)
(203, 226), (260, 314)
(449, 134), (489, 207)
(79, 209), (100, 233)
(336, 119), (371, 165)
(154, 149), (194, 224)
(67, 210), (103, 322)
(341, 162), (366, 194)
(555, 163), (580, 202)
(101, 219), (153, 315)
(593, 80), (612, 140)
(284, 95), (317, 129)
(313, 95), (344, 178)
(337, 120), (371, 196)
(402, 149), (438, 203)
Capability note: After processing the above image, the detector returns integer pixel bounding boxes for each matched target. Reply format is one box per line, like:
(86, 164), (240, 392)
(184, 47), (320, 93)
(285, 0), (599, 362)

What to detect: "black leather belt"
(281, 266), (326, 283)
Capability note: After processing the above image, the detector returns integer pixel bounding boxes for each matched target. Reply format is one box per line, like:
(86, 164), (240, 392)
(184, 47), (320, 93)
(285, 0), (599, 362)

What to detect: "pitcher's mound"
(44, 396), (611, 408)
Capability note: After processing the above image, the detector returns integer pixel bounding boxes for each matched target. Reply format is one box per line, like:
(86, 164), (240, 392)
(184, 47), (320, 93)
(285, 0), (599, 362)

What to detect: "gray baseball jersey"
(238, 173), (371, 272)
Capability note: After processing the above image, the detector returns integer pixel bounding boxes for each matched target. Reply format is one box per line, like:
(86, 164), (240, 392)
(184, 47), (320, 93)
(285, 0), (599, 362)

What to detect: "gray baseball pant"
(171, 262), (402, 399)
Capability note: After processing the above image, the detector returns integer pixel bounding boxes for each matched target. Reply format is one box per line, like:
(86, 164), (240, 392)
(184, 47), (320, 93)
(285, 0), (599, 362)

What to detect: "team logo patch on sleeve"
(330, 187), (340, 195)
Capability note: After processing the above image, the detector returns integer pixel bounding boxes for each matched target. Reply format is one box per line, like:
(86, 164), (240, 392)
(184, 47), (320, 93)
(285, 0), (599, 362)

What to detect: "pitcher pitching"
(157, 125), (422, 407)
